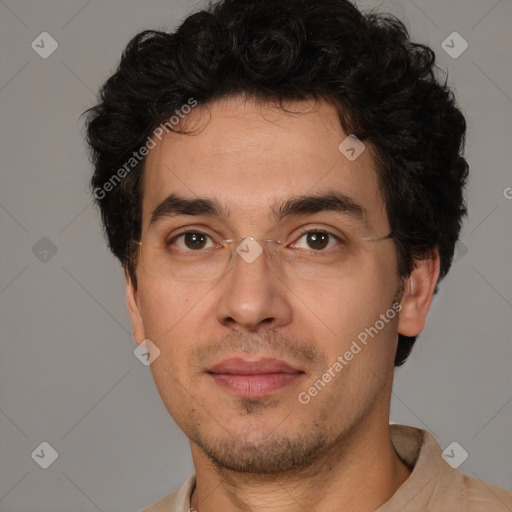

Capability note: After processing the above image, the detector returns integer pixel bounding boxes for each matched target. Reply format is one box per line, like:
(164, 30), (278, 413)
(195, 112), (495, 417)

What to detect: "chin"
(189, 420), (331, 474)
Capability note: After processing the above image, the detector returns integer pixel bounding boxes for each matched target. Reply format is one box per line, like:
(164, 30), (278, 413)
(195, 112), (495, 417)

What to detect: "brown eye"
(172, 232), (214, 251)
(306, 231), (329, 250)
(291, 230), (339, 251)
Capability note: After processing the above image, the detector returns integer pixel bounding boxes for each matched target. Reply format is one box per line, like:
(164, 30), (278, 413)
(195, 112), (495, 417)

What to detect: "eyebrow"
(149, 191), (368, 226)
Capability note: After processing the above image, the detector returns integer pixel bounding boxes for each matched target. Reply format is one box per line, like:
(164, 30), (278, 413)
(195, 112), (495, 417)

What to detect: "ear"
(124, 267), (146, 345)
(397, 249), (440, 337)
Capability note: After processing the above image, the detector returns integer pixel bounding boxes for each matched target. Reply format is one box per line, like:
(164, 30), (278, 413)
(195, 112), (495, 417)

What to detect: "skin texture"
(125, 95), (440, 512)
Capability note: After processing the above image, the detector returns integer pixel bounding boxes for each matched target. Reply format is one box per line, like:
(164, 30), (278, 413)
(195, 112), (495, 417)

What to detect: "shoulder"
(384, 425), (512, 511)
(461, 472), (512, 511)
(142, 474), (196, 512)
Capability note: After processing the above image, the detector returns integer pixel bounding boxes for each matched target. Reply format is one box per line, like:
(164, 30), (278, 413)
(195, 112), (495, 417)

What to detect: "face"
(126, 95), (436, 474)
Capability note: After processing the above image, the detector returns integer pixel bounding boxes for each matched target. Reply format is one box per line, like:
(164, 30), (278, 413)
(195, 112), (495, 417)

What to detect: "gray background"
(0, 0), (511, 511)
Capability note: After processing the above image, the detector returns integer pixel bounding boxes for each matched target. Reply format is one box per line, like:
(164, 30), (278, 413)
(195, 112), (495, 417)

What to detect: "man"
(85, 0), (512, 510)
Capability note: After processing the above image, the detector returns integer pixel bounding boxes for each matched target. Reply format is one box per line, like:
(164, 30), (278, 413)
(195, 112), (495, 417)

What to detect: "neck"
(189, 408), (411, 512)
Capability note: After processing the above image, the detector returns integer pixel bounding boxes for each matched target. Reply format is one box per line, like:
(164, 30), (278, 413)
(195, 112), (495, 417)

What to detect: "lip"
(207, 357), (305, 397)
(208, 357), (302, 375)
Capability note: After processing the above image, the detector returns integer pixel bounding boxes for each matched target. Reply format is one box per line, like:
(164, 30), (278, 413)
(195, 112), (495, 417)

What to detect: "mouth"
(206, 357), (306, 397)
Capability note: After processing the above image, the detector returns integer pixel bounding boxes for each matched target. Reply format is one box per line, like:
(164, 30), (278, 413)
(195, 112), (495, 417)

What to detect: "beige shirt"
(143, 424), (512, 511)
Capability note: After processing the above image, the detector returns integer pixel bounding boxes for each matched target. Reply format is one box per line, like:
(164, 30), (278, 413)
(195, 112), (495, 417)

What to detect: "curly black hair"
(84, 0), (468, 366)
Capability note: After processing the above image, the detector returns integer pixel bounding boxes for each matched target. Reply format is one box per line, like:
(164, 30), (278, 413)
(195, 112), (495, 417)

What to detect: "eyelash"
(166, 228), (345, 252)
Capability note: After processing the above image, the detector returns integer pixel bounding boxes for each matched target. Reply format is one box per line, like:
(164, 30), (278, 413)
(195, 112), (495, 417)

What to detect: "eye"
(290, 230), (340, 251)
(170, 231), (217, 251)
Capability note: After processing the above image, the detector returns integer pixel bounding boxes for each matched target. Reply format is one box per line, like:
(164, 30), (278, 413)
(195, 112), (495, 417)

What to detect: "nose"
(214, 239), (293, 332)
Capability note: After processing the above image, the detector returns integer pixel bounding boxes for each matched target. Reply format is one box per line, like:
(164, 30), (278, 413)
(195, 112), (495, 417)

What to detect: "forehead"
(141, 95), (386, 231)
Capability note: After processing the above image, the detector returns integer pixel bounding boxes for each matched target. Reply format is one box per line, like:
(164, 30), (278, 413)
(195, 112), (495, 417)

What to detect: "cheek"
(296, 265), (398, 364)
(137, 280), (207, 416)
(137, 279), (207, 339)
(136, 281), (196, 382)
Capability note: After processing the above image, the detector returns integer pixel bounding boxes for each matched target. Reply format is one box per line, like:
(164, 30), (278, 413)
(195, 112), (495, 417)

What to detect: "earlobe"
(124, 267), (146, 345)
(397, 250), (440, 337)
